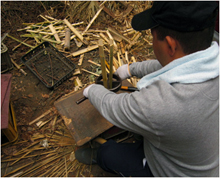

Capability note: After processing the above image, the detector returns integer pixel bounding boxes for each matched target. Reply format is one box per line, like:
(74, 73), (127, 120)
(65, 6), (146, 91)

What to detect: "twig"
(29, 108), (53, 125)
(82, 5), (104, 35)
(11, 58), (27, 75)
(81, 68), (99, 76)
(68, 44), (99, 57)
(7, 34), (35, 48)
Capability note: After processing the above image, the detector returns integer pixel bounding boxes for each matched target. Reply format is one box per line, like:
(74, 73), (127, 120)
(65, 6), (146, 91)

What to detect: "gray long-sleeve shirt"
(87, 60), (219, 177)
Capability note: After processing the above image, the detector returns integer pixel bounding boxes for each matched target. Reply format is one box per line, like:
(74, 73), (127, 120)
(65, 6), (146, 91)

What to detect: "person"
(75, 1), (219, 177)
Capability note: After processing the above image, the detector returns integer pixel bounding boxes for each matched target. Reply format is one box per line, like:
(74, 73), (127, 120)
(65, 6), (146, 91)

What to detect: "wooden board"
(54, 80), (133, 146)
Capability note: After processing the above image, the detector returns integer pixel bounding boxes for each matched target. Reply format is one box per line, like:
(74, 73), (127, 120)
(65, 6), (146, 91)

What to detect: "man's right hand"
(115, 64), (131, 80)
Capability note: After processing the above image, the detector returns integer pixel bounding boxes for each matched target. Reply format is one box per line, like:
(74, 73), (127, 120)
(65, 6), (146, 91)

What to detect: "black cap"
(132, 1), (218, 32)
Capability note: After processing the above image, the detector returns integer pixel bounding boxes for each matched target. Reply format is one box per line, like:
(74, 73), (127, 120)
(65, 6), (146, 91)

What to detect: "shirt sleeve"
(87, 83), (161, 146)
(130, 60), (162, 78)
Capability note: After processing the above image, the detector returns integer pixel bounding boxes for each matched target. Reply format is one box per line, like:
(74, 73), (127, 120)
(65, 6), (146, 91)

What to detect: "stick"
(63, 19), (88, 45)
(81, 68), (99, 76)
(106, 30), (118, 51)
(82, 5), (104, 35)
(64, 28), (71, 51)
(68, 44), (98, 57)
(29, 108), (53, 125)
(12, 38), (29, 51)
(49, 24), (61, 42)
(98, 39), (108, 88)
(109, 39), (114, 89)
(125, 51), (129, 64)
(99, 32), (109, 44)
(11, 58), (27, 75)
(107, 27), (131, 44)
(7, 34), (35, 48)
(78, 54), (84, 66)
(88, 60), (101, 67)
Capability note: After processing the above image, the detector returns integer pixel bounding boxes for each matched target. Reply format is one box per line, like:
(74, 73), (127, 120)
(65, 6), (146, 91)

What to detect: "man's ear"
(165, 36), (177, 57)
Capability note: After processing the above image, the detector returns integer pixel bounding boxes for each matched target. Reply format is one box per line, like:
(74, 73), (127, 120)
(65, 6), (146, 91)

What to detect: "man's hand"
(83, 84), (95, 98)
(115, 64), (131, 80)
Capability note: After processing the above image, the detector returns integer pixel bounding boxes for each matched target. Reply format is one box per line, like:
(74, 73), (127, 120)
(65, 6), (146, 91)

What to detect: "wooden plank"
(54, 80), (133, 146)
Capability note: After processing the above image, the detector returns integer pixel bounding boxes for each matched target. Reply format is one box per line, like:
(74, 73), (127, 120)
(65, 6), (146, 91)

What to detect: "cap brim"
(131, 7), (158, 31)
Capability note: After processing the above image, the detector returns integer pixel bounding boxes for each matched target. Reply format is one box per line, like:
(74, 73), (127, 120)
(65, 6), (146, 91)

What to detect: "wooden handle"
(76, 96), (88, 104)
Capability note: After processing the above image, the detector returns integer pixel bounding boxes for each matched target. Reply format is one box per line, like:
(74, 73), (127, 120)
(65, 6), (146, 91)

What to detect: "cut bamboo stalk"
(99, 39), (108, 88)
(36, 117), (53, 128)
(106, 30), (118, 51)
(45, 15), (59, 21)
(73, 68), (81, 75)
(12, 38), (29, 51)
(30, 32), (40, 43)
(81, 68), (99, 76)
(117, 52), (122, 67)
(74, 77), (83, 87)
(69, 44), (99, 57)
(37, 159), (61, 177)
(87, 29), (106, 33)
(10, 150), (31, 166)
(125, 51), (129, 64)
(88, 60), (101, 67)
(120, 41), (125, 54)
(39, 14), (50, 22)
(73, 37), (83, 48)
(63, 18), (88, 45)
(11, 58), (27, 76)
(99, 32), (109, 44)
(29, 108), (53, 125)
(49, 24), (61, 42)
(131, 56), (137, 62)
(3, 160), (35, 177)
(78, 54), (84, 66)
(64, 28), (71, 51)
(108, 27), (131, 44)
(65, 157), (68, 177)
(113, 56), (119, 69)
(7, 34), (35, 48)
(82, 5), (104, 35)
(109, 39), (114, 89)
(41, 37), (62, 44)
(26, 30), (53, 35)
(48, 159), (65, 177)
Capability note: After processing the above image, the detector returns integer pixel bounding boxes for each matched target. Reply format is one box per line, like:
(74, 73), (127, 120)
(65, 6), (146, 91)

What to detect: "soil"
(1, 1), (154, 177)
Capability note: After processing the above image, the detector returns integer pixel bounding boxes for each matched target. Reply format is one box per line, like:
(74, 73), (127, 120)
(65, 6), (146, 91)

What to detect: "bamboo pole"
(49, 24), (61, 42)
(63, 18), (88, 45)
(98, 39), (108, 88)
(64, 28), (71, 51)
(109, 39), (114, 89)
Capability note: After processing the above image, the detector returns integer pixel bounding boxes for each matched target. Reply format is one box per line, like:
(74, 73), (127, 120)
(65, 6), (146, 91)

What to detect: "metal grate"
(21, 42), (75, 89)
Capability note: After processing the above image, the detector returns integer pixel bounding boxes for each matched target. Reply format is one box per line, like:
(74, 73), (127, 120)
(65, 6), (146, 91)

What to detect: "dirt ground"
(1, 1), (154, 177)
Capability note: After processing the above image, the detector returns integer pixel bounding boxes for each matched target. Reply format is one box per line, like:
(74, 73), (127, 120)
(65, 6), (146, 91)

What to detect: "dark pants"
(96, 140), (154, 177)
